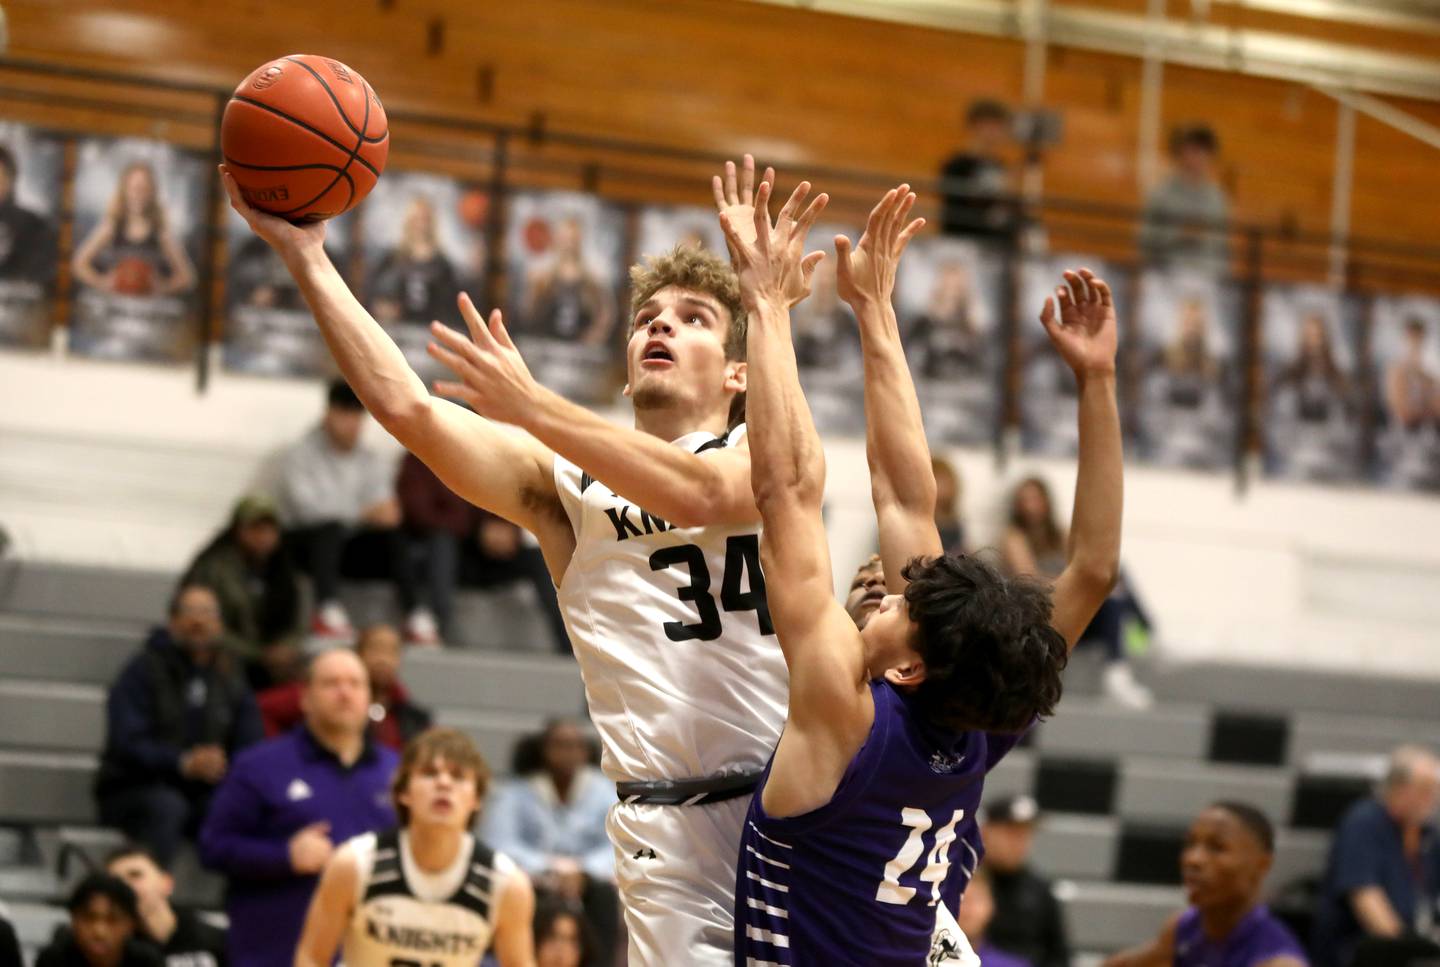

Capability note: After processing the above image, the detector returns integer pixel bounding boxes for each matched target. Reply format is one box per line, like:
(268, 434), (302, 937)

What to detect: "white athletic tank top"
(341, 829), (515, 967)
(554, 423), (789, 784)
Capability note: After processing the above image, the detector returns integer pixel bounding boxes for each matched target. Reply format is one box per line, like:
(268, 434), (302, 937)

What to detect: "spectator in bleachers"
(933, 456), (967, 554)
(982, 795), (1071, 967)
(533, 898), (596, 967)
(278, 380), (416, 641)
(95, 584), (263, 867)
(104, 845), (226, 966)
(1105, 802), (1307, 967)
(0, 902), (22, 967)
(1139, 123), (1231, 274)
(1313, 746), (1440, 967)
(956, 866), (1030, 967)
(257, 624), (432, 751)
(939, 98), (1016, 241)
(1001, 477), (1153, 708)
(484, 720), (618, 967)
(199, 648), (398, 967)
(35, 874), (161, 967)
(181, 494), (303, 691)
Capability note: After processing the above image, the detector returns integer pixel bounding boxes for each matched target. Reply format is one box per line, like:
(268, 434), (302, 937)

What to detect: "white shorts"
(932, 901), (980, 967)
(607, 795), (750, 967)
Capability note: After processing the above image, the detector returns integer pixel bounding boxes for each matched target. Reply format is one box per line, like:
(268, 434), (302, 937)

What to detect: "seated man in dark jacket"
(95, 584), (264, 865)
(983, 795), (1071, 967)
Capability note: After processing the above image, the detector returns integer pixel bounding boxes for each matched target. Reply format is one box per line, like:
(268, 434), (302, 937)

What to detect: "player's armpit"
(491, 869), (538, 967)
(293, 847), (359, 967)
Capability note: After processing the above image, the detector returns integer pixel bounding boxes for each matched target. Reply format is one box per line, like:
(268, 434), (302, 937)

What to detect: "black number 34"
(648, 535), (773, 641)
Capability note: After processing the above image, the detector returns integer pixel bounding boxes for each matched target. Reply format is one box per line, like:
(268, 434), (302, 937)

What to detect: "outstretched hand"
(1040, 268), (1119, 379)
(218, 165), (325, 258)
(835, 184), (925, 312)
(427, 293), (543, 427)
(712, 154), (773, 253)
(717, 178), (829, 311)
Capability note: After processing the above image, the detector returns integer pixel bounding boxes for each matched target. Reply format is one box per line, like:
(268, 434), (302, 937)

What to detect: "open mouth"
(641, 340), (675, 366)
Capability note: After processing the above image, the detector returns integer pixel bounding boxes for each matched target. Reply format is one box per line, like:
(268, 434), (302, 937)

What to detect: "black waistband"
(616, 770), (762, 806)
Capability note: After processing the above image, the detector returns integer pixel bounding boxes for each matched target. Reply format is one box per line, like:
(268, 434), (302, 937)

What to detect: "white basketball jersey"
(341, 829), (515, 967)
(554, 424), (789, 784)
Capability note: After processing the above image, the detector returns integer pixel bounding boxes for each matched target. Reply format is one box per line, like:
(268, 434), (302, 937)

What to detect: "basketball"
(111, 256), (154, 296)
(220, 54), (388, 222)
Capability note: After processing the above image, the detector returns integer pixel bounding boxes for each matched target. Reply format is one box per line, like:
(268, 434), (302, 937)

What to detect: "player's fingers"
(795, 192), (829, 238)
(1039, 296), (1059, 331)
(427, 340), (474, 380)
(762, 166), (776, 191)
(885, 184), (910, 244)
(457, 292), (493, 346)
(891, 192), (917, 249)
(753, 181), (774, 250)
(717, 211), (747, 260)
(866, 188), (897, 241)
(712, 174), (727, 211)
(1056, 285), (1074, 317)
(802, 250), (826, 277)
(488, 308), (516, 350)
(896, 216), (926, 254)
(778, 181), (812, 226)
(1093, 276), (1114, 307)
(1062, 270), (1087, 304)
(834, 233), (853, 268)
(432, 379), (475, 403)
(740, 154), (756, 206)
(723, 160), (737, 205)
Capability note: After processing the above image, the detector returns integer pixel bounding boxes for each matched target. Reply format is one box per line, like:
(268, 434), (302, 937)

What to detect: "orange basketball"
(221, 55), (389, 222)
(111, 256), (154, 296)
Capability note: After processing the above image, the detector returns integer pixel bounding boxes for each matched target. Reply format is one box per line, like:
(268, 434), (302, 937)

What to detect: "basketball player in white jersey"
(294, 727), (534, 967)
(222, 156), (818, 966)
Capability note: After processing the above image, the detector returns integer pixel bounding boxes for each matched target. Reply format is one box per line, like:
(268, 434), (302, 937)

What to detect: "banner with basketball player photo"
(778, 220), (862, 436)
(0, 122), (62, 351)
(221, 206), (354, 378)
(1371, 293), (1440, 492)
(67, 137), (206, 364)
(634, 205), (728, 263)
(504, 190), (627, 404)
(355, 170), (488, 385)
(895, 236), (1006, 448)
(1131, 268), (1242, 471)
(1258, 285), (1365, 484)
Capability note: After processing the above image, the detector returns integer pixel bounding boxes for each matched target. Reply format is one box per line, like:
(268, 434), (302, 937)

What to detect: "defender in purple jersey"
(1105, 803), (1309, 967)
(717, 174), (1124, 966)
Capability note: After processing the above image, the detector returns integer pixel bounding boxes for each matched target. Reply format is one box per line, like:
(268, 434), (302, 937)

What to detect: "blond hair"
(628, 245), (747, 361)
(391, 727), (491, 827)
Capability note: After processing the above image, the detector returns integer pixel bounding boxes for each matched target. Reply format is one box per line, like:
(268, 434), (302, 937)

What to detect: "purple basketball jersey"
(1174, 905), (1309, 967)
(734, 680), (1027, 966)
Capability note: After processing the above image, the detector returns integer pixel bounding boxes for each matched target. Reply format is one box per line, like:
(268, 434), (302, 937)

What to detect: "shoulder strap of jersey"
(448, 837), (498, 922)
(361, 828), (411, 903)
(551, 456), (586, 538)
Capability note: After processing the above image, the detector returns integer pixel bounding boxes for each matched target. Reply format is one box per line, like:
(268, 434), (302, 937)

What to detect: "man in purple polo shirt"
(199, 648), (398, 967)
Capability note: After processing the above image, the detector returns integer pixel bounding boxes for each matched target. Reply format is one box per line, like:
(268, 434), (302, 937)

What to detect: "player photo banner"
(1132, 268), (1241, 471)
(504, 190), (627, 405)
(786, 221), (864, 436)
(358, 170), (488, 384)
(0, 122), (61, 351)
(1259, 285), (1365, 484)
(1371, 294), (1440, 492)
(635, 205), (729, 263)
(895, 236), (1006, 447)
(68, 137), (206, 364)
(221, 206), (353, 378)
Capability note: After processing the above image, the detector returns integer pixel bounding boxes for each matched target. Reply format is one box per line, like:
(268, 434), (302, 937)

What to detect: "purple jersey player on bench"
(1106, 803), (1309, 967)
(716, 168), (1125, 965)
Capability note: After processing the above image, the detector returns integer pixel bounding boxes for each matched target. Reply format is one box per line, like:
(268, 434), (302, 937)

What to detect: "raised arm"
(219, 169), (568, 565)
(292, 847), (358, 967)
(718, 173), (873, 815)
(426, 303), (757, 529)
(835, 186), (937, 591)
(1042, 268), (1124, 649)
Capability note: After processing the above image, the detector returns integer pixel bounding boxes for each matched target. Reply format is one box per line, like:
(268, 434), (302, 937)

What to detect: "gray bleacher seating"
(0, 618), (136, 686)
(0, 562), (168, 626)
(402, 648), (585, 718)
(435, 708), (551, 775)
(1117, 759), (1294, 825)
(1152, 661), (1439, 721)
(1033, 815), (1118, 880)
(0, 682), (105, 753)
(1034, 699), (1210, 760)
(0, 751), (97, 825)
(1059, 881), (1181, 951)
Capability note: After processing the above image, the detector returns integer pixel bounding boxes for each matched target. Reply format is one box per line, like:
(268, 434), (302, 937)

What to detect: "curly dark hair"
(900, 554), (1067, 734)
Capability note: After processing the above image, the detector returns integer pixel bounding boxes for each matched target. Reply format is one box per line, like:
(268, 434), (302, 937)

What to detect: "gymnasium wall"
(0, 1), (1435, 675)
